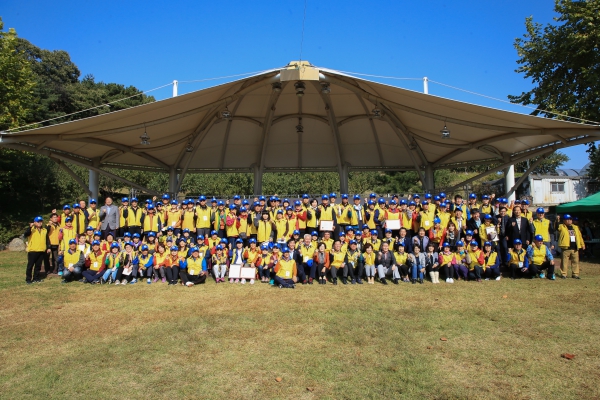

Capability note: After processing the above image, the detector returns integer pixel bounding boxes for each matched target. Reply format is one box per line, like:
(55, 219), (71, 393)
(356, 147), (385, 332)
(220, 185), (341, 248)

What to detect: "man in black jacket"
(507, 205), (533, 247)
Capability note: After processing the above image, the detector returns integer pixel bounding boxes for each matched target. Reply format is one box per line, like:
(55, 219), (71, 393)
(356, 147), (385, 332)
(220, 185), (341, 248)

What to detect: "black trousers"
(179, 270), (207, 285)
(398, 264), (409, 277)
(467, 266), (483, 280)
(529, 262), (554, 277)
(165, 266), (180, 283)
(26, 251), (45, 282)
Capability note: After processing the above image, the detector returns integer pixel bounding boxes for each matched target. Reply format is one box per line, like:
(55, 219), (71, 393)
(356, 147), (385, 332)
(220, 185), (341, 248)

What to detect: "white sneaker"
(495, 276), (501, 281)
(122, 279), (128, 285)
(250, 279), (255, 285)
(445, 278), (450, 283)
(186, 282), (194, 287)
(485, 278), (490, 281)
(449, 278), (454, 284)
(114, 280), (120, 285)
(241, 279), (246, 284)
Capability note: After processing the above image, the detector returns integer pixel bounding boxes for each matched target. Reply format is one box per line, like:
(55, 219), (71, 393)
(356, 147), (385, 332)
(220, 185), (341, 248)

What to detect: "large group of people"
(23, 192), (587, 287)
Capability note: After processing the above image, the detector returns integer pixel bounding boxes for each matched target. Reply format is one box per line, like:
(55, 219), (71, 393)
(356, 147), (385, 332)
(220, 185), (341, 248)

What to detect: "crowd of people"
(23, 192), (587, 287)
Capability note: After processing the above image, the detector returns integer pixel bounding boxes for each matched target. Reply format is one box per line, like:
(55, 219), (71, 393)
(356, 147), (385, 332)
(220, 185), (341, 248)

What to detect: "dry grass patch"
(0, 252), (599, 399)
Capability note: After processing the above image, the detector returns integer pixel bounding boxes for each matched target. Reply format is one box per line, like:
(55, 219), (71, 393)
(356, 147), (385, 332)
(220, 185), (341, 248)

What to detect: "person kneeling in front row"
(376, 242), (399, 285)
(179, 247), (208, 287)
(507, 239), (530, 279)
(273, 246), (297, 288)
(61, 239), (85, 284)
(527, 235), (555, 280)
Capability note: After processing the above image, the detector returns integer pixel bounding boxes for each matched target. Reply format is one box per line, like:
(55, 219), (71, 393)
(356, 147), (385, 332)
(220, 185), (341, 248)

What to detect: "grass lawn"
(0, 252), (599, 399)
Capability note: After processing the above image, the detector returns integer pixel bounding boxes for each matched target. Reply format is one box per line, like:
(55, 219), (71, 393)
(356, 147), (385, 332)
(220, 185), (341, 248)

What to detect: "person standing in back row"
(557, 214), (584, 279)
(25, 216), (49, 284)
(99, 197), (119, 240)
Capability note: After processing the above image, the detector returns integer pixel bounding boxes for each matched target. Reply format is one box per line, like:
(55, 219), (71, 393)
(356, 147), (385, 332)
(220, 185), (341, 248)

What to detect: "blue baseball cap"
(68, 239), (77, 245)
(162, 194), (170, 200)
(110, 242), (120, 249)
(354, 194), (361, 200)
(124, 232), (131, 237)
(456, 241), (464, 246)
(484, 241), (492, 247)
(197, 235), (205, 241)
(33, 216), (43, 223)
(63, 204), (71, 210)
(321, 194), (329, 200)
(341, 194), (348, 199)
(534, 235), (544, 241)
(311, 231), (318, 236)
(89, 199), (97, 204)
(92, 240), (101, 246)
(293, 230), (300, 235)
(141, 244), (149, 251)
(329, 193), (337, 198)
(122, 197), (129, 203)
(210, 230), (217, 236)
(514, 239), (522, 245)
(233, 195), (240, 200)
(170, 246), (178, 251)
(147, 232), (156, 237)
(302, 194), (309, 199)
(469, 193), (477, 199)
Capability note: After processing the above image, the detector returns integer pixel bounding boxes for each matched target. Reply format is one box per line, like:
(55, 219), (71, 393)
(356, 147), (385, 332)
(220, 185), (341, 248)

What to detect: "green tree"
(0, 18), (35, 130)
(515, 152), (570, 174)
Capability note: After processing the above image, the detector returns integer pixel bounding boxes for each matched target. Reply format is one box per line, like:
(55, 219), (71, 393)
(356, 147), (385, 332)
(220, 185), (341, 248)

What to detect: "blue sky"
(3, 0), (595, 169)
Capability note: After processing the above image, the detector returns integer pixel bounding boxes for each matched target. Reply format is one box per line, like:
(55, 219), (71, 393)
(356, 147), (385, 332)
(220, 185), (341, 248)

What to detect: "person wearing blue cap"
(467, 193), (479, 213)
(123, 197), (143, 237)
(44, 212), (61, 275)
(273, 246), (297, 288)
(69, 203), (87, 236)
(526, 235), (555, 280)
(345, 239), (363, 284)
(556, 214), (584, 279)
(453, 241), (469, 281)
(417, 202), (435, 232)
(211, 245), (228, 283)
(316, 195), (337, 238)
(60, 238), (85, 284)
(363, 200), (380, 236)
(101, 242), (122, 284)
(59, 216), (77, 255)
(141, 205), (162, 239)
(165, 201), (182, 237)
(465, 241), (485, 282)
(59, 204), (72, 228)
(291, 200), (307, 237)
(181, 199), (196, 234)
(81, 240), (105, 283)
(481, 241), (501, 281)
(335, 194), (353, 240)
(480, 194), (494, 216)
(532, 208), (554, 252)
(85, 198), (100, 231)
(194, 196), (212, 238)
(24, 216), (49, 284)
(520, 200), (534, 222)
(213, 200), (227, 238)
(507, 238), (531, 279)
(136, 244), (155, 284)
(179, 247), (208, 287)
(451, 194), (470, 220)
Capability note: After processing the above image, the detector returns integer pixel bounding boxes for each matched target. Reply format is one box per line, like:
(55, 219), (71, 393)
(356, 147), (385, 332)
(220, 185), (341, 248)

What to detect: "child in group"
(212, 245), (228, 283)
(438, 242), (456, 283)
(425, 242), (440, 283)
(362, 243), (376, 284)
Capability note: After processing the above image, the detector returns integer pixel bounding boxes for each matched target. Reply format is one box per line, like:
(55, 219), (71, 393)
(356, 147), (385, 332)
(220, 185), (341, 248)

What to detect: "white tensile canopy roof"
(2, 61), (599, 196)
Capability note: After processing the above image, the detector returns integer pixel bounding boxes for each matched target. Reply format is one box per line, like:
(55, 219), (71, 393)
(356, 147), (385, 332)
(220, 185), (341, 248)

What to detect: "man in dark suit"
(467, 208), (483, 241)
(496, 206), (511, 267)
(507, 205), (533, 248)
(99, 197), (119, 240)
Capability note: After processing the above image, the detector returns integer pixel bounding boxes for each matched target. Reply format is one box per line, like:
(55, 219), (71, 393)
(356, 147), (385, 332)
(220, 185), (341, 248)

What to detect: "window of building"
(551, 182), (565, 193)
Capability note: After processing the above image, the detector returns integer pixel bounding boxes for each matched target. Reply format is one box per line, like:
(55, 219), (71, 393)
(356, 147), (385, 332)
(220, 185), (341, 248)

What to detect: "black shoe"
(26, 281), (32, 285)
(278, 284), (283, 289)
(393, 278), (399, 285)
(351, 279), (356, 284)
(560, 275), (567, 279)
(342, 279), (347, 285)
(333, 279), (338, 285)
(419, 278), (424, 284)
(572, 276), (580, 279)
(411, 279), (416, 284)
(380, 278), (388, 285)
(33, 279), (43, 283)
(323, 279), (327, 285)
(291, 284), (296, 289)
(356, 279), (363, 284)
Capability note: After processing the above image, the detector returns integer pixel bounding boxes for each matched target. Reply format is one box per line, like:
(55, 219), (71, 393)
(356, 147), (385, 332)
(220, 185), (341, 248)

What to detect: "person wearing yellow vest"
(179, 247), (208, 287)
(480, 194), (494, 216)
(481, 241), (501, 280)
(362, 243), (376, 284)
(298, 234), (317, 283)
(212, 244), (229, 283)
(60, 238), (85, 283)
(123, 198), (144, 236)
(273, 209), (290, 244)
(292, 200), (308, 236)
(438, 242), (456, 283)
(526, 235), (555, 280)
(417, 201), (436, 231)
(465, 241), (485, 282)
(212, 201), (227, 238)
(59, 217), (77, 254)
(141, 204), (162, 238)
(336, 194), (354, 239)
(393, 242), (410, 283)
(257, 244), (272, 283)
(45, 213), (61, 275)
(507, 239), (530, 279)
(81, 240), (106, 283)
(274, 246), (297, 288)
(532, 208), (554, 250)
(70, 203), (87, 236)
(59, 204), (72, 227)
(194, 196), (212, 238)
(86, 199), (100, 230)
(25, 216), (49, 284)
(557, 214), (584, 279)
(316, 195), (337, 238)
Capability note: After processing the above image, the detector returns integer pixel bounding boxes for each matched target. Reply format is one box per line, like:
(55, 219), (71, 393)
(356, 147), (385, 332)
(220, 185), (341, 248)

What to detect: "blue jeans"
(62, 266), (82, 282)
(411, 265), (424, 280)
(102, 268), (118, 282)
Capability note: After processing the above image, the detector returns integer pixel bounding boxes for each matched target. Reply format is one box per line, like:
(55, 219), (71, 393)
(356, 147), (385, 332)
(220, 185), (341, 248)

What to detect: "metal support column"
(253, 164), (263, 195)
(89, 169), (99, 201)
(423, 77), (429, 94)
(424, 164), (434, 193)
(504, 164), (515, 202)
(340, 164), (349, 194)
(172, 80), (178, 97)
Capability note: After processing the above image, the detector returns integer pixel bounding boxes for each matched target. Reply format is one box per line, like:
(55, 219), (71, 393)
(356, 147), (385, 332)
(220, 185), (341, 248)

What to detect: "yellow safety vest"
(257, 220), (273, 243)
(330, 250), (345, 267)
(531, 244), (548, 265)
(394, 252), (408, 265)
(60, 227), (77, 251)
(27, 227), (47, 252)
(127, 207), (144, 227)
(87, 207), (100, 229)
(186, 256), (204, 275)
(181, 209), (195, 231)
(47, 223), (60, 246)
(143, 214), (160, 232)
(195, 206), (212, 229)
(319, 205), (334, 221)
(89, 251), (105, 271)
(532, 218), (550, 242)
(276, 258), (296, 278)
(63, 249), (82, 267)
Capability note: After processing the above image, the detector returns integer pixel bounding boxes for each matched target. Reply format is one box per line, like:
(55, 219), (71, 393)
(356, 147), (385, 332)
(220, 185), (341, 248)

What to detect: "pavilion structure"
(2, 61), (599, 200)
